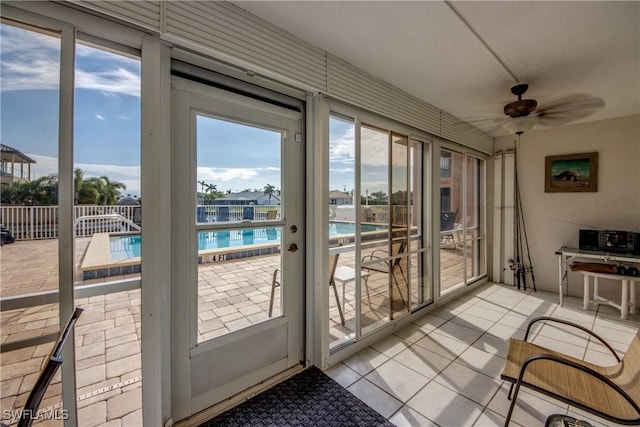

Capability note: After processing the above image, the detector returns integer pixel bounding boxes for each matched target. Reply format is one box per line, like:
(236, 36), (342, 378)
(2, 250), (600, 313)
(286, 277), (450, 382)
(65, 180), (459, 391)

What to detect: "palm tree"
(263, 183), (276, 205)
(99, 176), (126, 205)
(74, 169), (100, 205)
(73, 169), (126, 205)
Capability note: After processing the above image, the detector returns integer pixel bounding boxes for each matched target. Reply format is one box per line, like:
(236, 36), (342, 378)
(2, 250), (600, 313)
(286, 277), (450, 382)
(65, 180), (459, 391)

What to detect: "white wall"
(494, 115), (640, 300)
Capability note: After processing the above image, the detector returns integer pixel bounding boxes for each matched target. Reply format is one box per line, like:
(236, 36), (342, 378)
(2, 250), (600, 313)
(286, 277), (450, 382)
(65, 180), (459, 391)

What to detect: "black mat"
(200, 367), (395, 427)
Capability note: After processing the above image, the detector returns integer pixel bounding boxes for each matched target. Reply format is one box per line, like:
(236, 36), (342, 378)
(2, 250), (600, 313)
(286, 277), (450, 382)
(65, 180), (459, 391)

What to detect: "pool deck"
(0, 237), (467, 426)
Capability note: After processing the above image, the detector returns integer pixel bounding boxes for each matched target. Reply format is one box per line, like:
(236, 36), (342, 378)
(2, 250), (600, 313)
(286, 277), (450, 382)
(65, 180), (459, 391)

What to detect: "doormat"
(200, 366), (395, 426)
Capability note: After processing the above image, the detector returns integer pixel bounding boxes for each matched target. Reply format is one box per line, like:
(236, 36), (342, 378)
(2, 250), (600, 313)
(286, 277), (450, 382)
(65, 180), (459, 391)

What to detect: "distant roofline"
(1, 144), (37, 164)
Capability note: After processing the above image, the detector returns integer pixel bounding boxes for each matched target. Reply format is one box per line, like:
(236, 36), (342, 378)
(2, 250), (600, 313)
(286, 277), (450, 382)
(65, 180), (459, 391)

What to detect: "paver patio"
(1, 237), (469, 425)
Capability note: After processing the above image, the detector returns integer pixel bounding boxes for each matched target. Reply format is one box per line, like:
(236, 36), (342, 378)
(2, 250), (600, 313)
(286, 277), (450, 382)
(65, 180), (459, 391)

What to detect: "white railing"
(74, 213), (141, 237)
(0, 204), (283, 240)
(198, 205), (281, 222)
(0, 204), (414, 241)
(0, 205), (141, 240)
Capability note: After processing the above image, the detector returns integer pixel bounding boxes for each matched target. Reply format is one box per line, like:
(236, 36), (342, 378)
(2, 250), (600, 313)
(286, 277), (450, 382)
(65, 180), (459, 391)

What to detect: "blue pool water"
(109, 222), (387, 259)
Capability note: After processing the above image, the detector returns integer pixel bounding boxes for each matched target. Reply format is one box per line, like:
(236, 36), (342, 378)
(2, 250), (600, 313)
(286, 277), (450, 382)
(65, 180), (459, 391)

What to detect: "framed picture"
(545, 152), (598, 193)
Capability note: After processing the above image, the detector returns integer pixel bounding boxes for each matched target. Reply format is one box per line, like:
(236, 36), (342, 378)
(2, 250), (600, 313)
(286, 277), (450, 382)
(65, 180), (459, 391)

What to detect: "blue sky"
(330, 117), (390, 195)
(1, 23), (143, 195)
(1, 22), (385, 200)
(197, 116), (281, 193)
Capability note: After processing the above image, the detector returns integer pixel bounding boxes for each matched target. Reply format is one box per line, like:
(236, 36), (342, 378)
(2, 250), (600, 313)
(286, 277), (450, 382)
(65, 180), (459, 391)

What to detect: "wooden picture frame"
(545, 152), (598, 193)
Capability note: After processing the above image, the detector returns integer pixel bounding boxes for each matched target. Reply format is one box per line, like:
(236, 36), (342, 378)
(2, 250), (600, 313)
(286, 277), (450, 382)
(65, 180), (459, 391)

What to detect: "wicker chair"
(501, 316), (640, 426)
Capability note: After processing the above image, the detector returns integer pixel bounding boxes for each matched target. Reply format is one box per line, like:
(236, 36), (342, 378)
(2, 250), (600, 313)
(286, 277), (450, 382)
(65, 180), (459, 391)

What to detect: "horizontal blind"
(441, 111), (493, 154)
(66, 1), (491, 153)
(68, 0), (161, 31)
(327, 55), (441, 137)
(164, 1), (327, 92)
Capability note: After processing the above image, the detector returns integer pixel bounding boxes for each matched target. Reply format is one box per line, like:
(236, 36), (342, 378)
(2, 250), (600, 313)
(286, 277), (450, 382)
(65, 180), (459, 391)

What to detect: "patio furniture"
(268, 253), (345, 324)
(334, 265), (371, 308)
(440, 216), (469, 249)
(361, 240), (408, 305)
(268, 268), (281, 317)
(328, 253), (345, 325)
(17, 307), (84, 427)
(440, 211), (456, 245)
(501, 316), (640, 427)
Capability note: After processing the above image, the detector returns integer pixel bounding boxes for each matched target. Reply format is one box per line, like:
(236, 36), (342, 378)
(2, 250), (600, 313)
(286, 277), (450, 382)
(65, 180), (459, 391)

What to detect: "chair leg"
(268, 269), (280, 317)
(507, 382), (514, 400)
(363, 277), (372, 307)
(330, 279), (345, 325)
(392, 273), (406, 305)
(504, 381), (522, 427)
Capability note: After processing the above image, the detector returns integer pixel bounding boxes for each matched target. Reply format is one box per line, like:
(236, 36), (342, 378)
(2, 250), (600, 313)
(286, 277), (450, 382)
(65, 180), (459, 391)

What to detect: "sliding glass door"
(328, 108), (431, 350)
(439, 149), (486, 296)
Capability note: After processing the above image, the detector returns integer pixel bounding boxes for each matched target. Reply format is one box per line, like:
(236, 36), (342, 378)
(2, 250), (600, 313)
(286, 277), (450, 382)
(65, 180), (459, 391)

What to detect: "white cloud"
(197, 167), (280, 182)
(1, 23), (140, 96)
(76, 67), (140, 97)
(197, 167), (281, 192)
(361, 129), (389, 166)
(197, 167), (258, 182)
(96, 114), (106, 121)
(329, 129), (355, 164)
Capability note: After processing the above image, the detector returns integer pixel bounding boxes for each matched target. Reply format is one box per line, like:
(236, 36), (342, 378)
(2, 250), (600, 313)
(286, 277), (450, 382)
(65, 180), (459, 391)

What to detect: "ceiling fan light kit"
(497, 82), (603, 135)
(502, 115), (539, 135)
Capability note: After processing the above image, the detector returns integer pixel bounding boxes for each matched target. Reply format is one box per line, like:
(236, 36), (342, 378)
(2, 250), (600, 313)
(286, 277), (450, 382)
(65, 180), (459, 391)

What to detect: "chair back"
(18, 307), (84, 427)
(440, 211), (456, 231)
(616, 330), (640, 405)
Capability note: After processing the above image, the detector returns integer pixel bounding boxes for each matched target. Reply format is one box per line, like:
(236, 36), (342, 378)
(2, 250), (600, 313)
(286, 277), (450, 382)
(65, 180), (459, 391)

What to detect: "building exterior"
(0, 144), (36, 185)
(328, 190), (352, 205)
(211, 191), (281, 205)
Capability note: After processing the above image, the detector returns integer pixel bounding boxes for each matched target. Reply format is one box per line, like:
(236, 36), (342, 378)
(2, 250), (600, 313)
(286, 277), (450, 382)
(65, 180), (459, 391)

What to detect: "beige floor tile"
(347, 377), (403, 419)
(407, 380), (484, 427)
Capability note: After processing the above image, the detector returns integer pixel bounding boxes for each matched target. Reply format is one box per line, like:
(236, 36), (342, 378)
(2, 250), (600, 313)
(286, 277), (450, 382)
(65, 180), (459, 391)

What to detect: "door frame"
(170, 75), (305, 420)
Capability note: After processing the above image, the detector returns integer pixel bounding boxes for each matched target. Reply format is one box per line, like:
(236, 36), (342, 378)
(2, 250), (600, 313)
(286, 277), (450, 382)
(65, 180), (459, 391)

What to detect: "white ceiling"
(232, 1), (640, 136)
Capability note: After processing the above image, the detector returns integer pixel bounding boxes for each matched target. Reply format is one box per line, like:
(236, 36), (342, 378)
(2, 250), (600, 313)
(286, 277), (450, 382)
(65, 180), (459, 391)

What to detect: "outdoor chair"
(439, 211), (456, 243)
(440, 216), (469, 249)
(501, 316), (640, 426)
(268, 268), (281, 317)
(269, 253), (345, 325)
(15, 307), (84, 427)
(361, 240), (408, 305)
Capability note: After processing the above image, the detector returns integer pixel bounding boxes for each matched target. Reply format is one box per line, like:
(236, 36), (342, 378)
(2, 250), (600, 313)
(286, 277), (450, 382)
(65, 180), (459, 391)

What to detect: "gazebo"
(1, 144), (36, 185)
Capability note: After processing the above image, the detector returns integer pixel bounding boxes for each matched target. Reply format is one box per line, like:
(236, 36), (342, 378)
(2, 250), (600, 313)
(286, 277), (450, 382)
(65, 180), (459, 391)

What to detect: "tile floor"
(326, 283), (639, 427)
(2, 238), (638, 426)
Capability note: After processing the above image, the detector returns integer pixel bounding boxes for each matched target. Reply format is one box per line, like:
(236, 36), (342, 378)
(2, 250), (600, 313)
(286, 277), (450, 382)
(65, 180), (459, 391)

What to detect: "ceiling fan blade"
(536, 94), (605, 125)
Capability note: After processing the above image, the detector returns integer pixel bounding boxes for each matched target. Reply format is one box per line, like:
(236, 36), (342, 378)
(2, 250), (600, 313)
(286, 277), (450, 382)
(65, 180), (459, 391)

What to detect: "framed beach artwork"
(545, 152), (598, 193)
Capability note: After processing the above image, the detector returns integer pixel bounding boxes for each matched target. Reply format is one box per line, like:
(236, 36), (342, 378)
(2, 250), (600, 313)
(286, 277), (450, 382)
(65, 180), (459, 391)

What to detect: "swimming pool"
(83, 222), (389, 280)
(109, 221), (387, 259)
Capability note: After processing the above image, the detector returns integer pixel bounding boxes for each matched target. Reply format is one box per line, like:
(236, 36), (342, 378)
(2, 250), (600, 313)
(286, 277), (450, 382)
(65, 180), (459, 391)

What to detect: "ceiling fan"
(500, 83), (605, 135)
